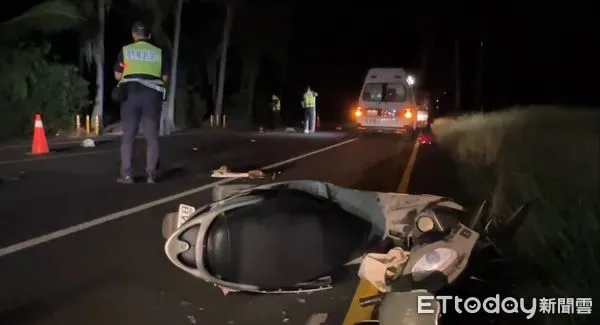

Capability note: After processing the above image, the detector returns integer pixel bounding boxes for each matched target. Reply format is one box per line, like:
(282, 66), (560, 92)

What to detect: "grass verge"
(432, 107), (599, 325)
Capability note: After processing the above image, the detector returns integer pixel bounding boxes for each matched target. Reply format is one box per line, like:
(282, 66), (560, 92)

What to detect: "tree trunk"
(239, 51), (256, 108)
(205, 41), (221, 107)
(246, 56), (259, 120)
(206, 53), (217, 103)
(164, 0), (183, 134)
(92, 53), (104, 128)
(214, 2), (234, 126)
(418, 31), (436, 83)
(240, 56), (250, 91)
(454, 39), (460, 113)
(476, 40), (484, 112)
(91, 0), (106, 130)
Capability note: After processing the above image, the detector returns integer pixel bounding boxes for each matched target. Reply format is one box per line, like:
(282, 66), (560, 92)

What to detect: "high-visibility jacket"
(119, 41), (166, 98)
(122, 41), (163, 79)
(273, 98), (281, 111)
(302, 91), (316, 108)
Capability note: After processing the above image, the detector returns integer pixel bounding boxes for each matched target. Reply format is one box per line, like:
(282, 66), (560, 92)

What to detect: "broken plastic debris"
(357, 247), (409, 292)
(297, 298), (306, 303)
(211, 165), (266, 179)
(180, 300), (192, 306)
(250, 139), (256, 142)
(248, 170), (265, 178)
(218, 285), (240, 295)
(285, 127), (296, 132)
(216, 165), (229, 174)
(282, 311), (290, 323)
(187, 315), (197, 324)
(81, 138), (95, 148)
(305, 313), (328, 325)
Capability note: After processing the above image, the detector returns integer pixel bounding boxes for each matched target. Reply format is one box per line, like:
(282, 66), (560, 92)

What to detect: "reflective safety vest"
(122, 41), (162, 78)
(303, 91), (316, 108)
(273, 98), (281, 111)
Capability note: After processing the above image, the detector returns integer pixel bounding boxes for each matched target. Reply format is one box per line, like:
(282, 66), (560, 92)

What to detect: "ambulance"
(353, 68), (424, 134)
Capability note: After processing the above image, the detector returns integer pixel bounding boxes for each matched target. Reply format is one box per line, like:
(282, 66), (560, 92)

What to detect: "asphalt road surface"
(0, 130), (461, 325)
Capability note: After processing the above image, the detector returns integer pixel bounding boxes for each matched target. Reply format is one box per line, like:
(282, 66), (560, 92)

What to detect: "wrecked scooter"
(161, 180), (528, 313)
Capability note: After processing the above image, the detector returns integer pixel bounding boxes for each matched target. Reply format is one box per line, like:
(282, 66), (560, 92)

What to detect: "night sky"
(3, 0), (600, 121)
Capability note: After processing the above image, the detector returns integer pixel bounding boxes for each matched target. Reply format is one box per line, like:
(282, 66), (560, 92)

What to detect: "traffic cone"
(31, 114), (49, 155)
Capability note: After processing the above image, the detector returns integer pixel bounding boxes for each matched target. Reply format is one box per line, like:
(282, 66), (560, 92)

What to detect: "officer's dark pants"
(303, 107), (316, 133)
(271, 110), (282, 130)
(120, 86), (162, 178)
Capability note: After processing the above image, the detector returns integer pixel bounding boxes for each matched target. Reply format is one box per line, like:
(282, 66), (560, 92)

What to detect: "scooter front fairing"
(163, 180), (463, 294)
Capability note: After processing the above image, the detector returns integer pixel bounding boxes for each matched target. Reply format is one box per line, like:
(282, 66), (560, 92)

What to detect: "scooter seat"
(204, 189), (371, 289)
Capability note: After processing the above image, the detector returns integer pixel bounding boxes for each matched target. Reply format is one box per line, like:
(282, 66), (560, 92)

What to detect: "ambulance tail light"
(397, 108), (413, 119)
(354, 107), (363, 117)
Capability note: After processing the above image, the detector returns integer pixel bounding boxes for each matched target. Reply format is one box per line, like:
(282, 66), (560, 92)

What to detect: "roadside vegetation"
(0, 0), (290, 142)
(0, 42), (90, 140)
(432, 107), (599, 325)
(0, 1), (90, 140)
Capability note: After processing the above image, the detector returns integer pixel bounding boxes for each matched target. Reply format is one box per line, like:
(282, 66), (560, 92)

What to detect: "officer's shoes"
(146, 174), (158, 184)
(117, 176), (134, 184)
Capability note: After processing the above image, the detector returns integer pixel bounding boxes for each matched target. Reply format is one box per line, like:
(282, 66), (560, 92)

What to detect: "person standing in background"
(270, 94), (282, 130)
(301, 86), (318, 134)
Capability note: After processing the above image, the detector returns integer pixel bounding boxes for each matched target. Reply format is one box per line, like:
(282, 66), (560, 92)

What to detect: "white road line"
(0, 137), (359, 258)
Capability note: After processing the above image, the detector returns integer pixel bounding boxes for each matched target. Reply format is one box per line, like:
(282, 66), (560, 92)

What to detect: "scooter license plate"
(176, 204), (196, 228)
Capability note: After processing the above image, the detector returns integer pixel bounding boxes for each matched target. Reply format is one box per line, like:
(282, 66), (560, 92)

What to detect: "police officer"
(113, 21), (169, 184)
(270, 94), (281, 130)
(301, 86), (318, 134)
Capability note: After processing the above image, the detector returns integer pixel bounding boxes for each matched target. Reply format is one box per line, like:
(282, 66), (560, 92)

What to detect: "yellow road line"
(397, 141), (421, 193)
(342, 140), (421, 325)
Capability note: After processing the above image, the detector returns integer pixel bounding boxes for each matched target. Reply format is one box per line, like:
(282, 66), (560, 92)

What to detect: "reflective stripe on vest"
(122, 41), (162, 78)
(303, 92), (316, 108)
(119, 78), (166, 99)
(274, 100), (281, 111)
